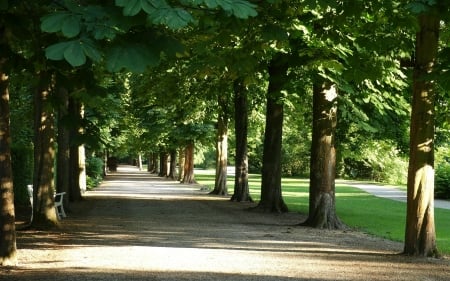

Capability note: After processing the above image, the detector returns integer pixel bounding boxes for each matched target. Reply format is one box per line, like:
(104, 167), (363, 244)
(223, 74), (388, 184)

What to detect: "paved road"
(336, 179), (450, 210)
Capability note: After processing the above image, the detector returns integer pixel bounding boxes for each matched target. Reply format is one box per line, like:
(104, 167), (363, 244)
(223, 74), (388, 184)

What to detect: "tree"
(255, 56), (289, 213)
(403, 1), (442, 257)
(0, 51), (17, 266)
(32, 71), (59, 228)
(301, 80), (344, 229)
(231, 78), (252, 202)
(210, 90), (230, 195)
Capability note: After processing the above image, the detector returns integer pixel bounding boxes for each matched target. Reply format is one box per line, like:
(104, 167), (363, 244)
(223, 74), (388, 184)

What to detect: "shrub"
(435, 162), (450, 199)
(86, 156), (104, 189)
(341, 140), (408, 185)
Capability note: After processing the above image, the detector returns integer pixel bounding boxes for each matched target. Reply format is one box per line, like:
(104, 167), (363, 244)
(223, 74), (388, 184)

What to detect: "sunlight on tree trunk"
(0, 70), (17, 266)
(302, 81), (344, 229)
(182, 141), (196, 184)
(210, 99), (228, 195)
(404, 13), (440, 258)
(32, 72), (59, 228)
(178, 148), (185, 181)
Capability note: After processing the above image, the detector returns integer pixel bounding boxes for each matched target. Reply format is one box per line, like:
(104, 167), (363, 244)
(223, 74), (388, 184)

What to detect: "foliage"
(85, 156), (104, 190)
(340, 139), (408, 185)
(435, 163), (450, 199)
(435, 145), (450, 199)
(40, 0), (258, 71)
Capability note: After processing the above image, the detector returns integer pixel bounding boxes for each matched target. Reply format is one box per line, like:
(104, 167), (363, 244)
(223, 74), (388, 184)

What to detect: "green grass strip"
(195, 172), (450, 255)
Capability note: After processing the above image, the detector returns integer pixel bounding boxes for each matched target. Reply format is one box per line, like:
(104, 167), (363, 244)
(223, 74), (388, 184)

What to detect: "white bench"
(27, 185), (67, 220)
(54, 192), (67, 219)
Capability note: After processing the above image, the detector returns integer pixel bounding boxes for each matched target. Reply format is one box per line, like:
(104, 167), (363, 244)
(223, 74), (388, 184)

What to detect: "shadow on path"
(8, 165), (450, 281)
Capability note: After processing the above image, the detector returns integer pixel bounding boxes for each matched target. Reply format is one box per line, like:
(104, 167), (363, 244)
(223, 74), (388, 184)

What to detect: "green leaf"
(41, 12), (71, 33)
(148, 7), (194, 29)
(226, 0), (258, 18)
(116, 0), (144, 16)
(45, 42), (71, 60)
(61, 15), (81, 38)
(45, 40), (93, 67)
(64, 41), (86, 67)
(106, 43), (160, 73)
(81, 39), (102, 62)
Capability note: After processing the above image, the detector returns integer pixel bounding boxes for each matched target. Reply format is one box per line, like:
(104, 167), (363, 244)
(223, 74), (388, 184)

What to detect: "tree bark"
(56, 85), (70, 210)
(32, 72), (59, 228)
(178, 147), (185, 182)
(403, 13), (440, 258)
(182, 141), (196, 184)
(301, 81), (344, 229)
(159, 151), (168, 177)
(210, 95), (229, 196)
(255, 58), (288, 213)
(231, 79), (252, 202)
(168, 149), (177, 179)
(0, 68), (17, 265)
(68, 97), (83, 202)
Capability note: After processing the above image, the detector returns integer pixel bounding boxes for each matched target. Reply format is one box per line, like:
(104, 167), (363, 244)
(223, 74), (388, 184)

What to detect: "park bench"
(27, 185), (67, 220)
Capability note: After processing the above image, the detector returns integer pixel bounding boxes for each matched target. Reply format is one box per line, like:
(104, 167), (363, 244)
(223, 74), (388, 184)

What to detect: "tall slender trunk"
(256, 58), (288, 213)
(168, 149), (177, 179)
(159, 151), (168, 177)
(32, 71), (58, 228)
(178, 147), (185, 182)
(68, 97), (83, 202)
(147, 153), (152, 172)
(137, 153), (143, 171)
(301, 81), (344, 229)
(0, 68), (17, 265)
(56, 85), (70, 210)
(210, 95), (229, 196)
(182, 141), (196, 184)
(231, 79), (252, 202)
(152, 152), (159, 174)
(403, 13), (440, 257)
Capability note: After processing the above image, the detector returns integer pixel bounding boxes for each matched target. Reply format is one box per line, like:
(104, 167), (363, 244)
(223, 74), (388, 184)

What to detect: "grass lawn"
(195, 172), (450, 255)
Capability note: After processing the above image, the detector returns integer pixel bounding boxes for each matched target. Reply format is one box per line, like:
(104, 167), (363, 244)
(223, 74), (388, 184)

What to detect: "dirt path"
(3, 166), (450, 280)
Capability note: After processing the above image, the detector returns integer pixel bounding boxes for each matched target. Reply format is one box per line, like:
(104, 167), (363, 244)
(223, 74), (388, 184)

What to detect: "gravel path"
(3, 166), (449, 281)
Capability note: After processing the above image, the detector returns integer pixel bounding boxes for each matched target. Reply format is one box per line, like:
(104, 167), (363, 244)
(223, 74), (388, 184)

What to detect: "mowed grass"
(195, 172), (450, 255)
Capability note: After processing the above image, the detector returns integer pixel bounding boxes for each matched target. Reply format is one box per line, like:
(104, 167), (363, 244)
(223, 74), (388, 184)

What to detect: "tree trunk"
(78, 142), (86, 194)
(0, 69), (17, 265)
(403, 13), (440, 258)
(137, 153), (143, 171)
(210, 95), (229, 196)
(178, 147), (185, 182)
(56, 85), (70, 210)
(182, 141), (196, 184)
(231, 79), (252, 202)
(255, 59), (288, 213)
(147, 153), (152, 172)
(168, 149), (177, 179)
(301, 81), (344, 229)
(32, 72), (59, 228)
(159, 151), (168, 177)
(68, 97), (83, 202)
